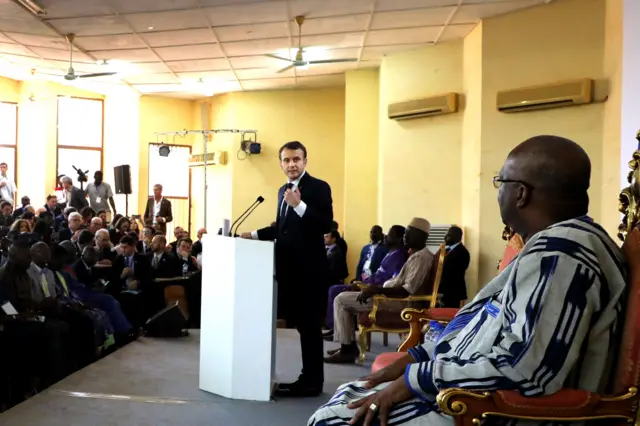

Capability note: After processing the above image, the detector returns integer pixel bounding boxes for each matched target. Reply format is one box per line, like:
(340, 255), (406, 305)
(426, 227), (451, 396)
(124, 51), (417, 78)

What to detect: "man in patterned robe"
(308, 135), (628, 426)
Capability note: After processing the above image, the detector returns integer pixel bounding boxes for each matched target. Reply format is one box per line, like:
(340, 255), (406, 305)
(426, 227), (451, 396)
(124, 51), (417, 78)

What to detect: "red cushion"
(494, 389), (599, 413)
(371, 352), (406, 373)
(426, 308), (459, 321)
(499, 234), (524, 272)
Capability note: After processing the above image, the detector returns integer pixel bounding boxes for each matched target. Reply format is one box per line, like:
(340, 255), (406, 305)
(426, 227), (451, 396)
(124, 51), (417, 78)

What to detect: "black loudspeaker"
(143, 302), (188, 337)
(113, 165), (132, 195)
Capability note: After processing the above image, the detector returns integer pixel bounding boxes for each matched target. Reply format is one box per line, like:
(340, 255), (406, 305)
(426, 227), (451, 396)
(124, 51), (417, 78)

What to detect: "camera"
(72, 165), (89, 183)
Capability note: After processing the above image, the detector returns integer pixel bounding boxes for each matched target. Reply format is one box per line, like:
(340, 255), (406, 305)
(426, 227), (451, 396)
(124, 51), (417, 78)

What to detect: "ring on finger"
(369, 403), (378, 412)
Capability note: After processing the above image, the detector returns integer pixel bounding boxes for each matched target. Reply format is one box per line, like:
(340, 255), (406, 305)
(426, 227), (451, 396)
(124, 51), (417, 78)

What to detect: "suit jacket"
(57, 227), (73, 243)
(327, 245), (348, 284)
(143, 198), (173, 235)
(43, 204), (62, 218)
(137, 240), (153, 255)
(72, 259), (102, 289)
(355, 243), (389, 281)
(112, 253), (152, 291)
(147, 252), (180, 279)
(256, 172), (333, 318)
(68, 186), (88, 210)
(190, 240), (203, 257)
(439, 243), (470, 308)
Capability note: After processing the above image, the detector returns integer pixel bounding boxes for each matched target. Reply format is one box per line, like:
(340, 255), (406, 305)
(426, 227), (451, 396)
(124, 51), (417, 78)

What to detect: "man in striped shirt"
(308, 135), (627, 426)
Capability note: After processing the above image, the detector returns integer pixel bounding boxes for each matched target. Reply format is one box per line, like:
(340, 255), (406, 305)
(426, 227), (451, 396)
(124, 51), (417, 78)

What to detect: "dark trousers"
(51, 309), (97, 369)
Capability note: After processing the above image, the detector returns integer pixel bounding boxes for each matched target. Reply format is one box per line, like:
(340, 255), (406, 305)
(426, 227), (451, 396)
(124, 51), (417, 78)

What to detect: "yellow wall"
(0, 76), (20, 102)
(378, 41), (464, 228)
(343, 69), (379, 278)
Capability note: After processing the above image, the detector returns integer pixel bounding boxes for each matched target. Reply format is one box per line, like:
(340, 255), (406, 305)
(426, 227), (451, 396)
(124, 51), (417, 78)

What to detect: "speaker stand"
(125, 193), (129, 217)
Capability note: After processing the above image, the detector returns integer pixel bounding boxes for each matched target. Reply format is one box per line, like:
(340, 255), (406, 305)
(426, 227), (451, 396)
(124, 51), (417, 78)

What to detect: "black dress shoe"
(273, 380), (323, 398)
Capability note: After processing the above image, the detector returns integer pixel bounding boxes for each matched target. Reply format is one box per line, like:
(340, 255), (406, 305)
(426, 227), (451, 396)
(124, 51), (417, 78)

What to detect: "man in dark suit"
(353, 225), (388, 282)
(440, 225), (470, 308)
(147, 234), (180, 279)
(325, 230), (348, 284)
(143, 184), (173, 236)
(61, 176), (88, 210)
(242, 140), (333, 398)
(44, 194), (62, 218)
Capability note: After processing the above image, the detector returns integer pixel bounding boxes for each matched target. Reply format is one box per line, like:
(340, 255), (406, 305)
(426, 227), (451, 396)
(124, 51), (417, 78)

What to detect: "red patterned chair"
(371, 227), (525, 373)
(435, 139), (640, 425)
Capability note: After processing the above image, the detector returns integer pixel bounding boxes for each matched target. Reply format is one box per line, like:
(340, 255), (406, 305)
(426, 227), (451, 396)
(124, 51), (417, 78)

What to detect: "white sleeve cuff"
(251, 231), (259, 240)
(293, 200), (307, 217)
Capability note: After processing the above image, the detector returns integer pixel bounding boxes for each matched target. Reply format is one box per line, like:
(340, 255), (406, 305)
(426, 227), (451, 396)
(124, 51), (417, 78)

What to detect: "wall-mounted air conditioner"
(388, 93), (459, 120)
(496, 78), (593, 113)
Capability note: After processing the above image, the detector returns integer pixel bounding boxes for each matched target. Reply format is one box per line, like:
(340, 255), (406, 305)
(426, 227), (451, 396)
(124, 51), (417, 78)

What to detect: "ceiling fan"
(265, 15), (358, 73)
(62, 33), (117, 81)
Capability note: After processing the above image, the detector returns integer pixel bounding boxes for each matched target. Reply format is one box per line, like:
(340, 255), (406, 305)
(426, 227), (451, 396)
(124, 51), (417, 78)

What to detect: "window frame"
(55, 96), (104, 183)
(0, 101), (18, 187)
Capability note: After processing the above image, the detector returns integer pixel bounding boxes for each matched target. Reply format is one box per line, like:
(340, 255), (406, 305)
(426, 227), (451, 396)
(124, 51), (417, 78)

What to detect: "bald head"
(498, 135), (591, 239)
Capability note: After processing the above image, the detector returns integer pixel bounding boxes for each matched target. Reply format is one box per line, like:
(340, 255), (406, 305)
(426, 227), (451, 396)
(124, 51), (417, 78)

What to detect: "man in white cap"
(324, 217), (434, 364)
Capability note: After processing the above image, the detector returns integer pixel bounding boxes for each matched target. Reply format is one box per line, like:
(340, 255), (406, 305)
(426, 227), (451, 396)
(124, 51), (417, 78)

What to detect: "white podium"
(199, 235), (276, 401)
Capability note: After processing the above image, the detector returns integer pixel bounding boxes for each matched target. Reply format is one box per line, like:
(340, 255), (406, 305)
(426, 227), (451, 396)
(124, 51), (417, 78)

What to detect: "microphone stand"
(232, 202), (262, 237)
(228, 198), (261, 237)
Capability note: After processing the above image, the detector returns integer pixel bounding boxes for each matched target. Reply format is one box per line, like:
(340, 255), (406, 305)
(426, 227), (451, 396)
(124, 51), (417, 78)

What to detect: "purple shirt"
(363, 248), (407, 286)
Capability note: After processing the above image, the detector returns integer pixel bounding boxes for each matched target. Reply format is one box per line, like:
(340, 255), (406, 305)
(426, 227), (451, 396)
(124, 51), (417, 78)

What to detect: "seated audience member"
(96, 210), (108, 226)
(168, 226), (188, 253)
(58, 212), (82, 242)
(32, 217), (53, 245)
(10, 218), (31, 234)
(191, 227), (206, 257)
(137, 226), (154, 254)
(0, 201), (14, 227)
(148, 234), (180, 278)
(0, 240), (71, 388)
(79, 206), (96, 226)
(331, 220), (348, 256)
(75, 229), (95, 256)
(173, 236), (202, 327)
(326, 230), (349, 284)
(308, 136), (628, 425)
(324, 218), (433, 364)
(89, 217), (103, 233)
(20, 210), (35, 229)
(44, 194), (61, 218)
(354, 225), (388, 282)
(109, 216), (130, 245)
(439, 225), (470, 308)
(54, 206), (75, 231)
(11, 196), (30, 218)
(95, 229), (116, 264)
(175, 237), (200, 273)
(323, 225), (407, 337)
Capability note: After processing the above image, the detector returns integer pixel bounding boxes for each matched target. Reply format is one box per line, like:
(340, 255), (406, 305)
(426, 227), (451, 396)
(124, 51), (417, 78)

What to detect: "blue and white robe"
(309, 217), (627, 426)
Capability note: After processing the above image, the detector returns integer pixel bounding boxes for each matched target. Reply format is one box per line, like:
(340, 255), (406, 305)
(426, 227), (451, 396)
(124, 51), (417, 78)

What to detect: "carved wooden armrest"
(369, 295), (432, 322)
(396, 307), (458, 351)
(436, 387), (638, 425)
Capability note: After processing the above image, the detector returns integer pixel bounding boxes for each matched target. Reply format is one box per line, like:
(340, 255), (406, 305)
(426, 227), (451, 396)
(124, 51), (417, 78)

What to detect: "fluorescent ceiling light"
(14, 0), (47, 15)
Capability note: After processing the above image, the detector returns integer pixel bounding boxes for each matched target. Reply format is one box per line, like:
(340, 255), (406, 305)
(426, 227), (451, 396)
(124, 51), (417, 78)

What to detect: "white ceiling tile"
(235, 67), (294, 79)
(361, 43), (430, 60)
(366, 27), (441, 46)
(0, 42), (37, 57)
(38, 0), (114, 19)
(3, 33), (67, 49)
(0, 1), (36, 18)
(371, 7), (455, 30)
(241, 77), (295, 91)
(376, 0), (458, 11)
(198, 0), (272, 6)
(166, 58), (229, 72)
(124, 10), (209, 33)
(176, 70), (236, 81)
(215, 22), (289, 43)
(124, 73), (180, 84)
(301, 32), (365, 49)
(141, 29), (215, 48)
(2, 54), (55, 69)
(0, 17), (57, 36)
(223, 38), (290, 57)
(295, 62), (359, 77)
(134, 83), (184, 93)
(30, 46), (93, 62)
(452, 0), (546, 24)
(229, 55), (290, 69)
(129, 62), (172, 73)
(45, 16), (132, 36)
(292, 15), (370, 36)
(297, 74), (345, 88)
(0, 34), (13, 44)
(90, 48), (159, 62)
(288, 0), (373, 18)
(202, 2), (287, 26)
(110, 0), (198, 14)
(438, 24), (475, 42)
(154, 43), (224, 61)
(75, 34), (147, 51)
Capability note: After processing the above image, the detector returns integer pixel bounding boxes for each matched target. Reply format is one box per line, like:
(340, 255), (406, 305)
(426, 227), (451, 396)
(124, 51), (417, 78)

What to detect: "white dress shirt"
(153, 197), (163, 224)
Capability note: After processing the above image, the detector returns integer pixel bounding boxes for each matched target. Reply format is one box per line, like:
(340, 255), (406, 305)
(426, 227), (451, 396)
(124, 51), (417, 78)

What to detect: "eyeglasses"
(493, 176), (532, 189)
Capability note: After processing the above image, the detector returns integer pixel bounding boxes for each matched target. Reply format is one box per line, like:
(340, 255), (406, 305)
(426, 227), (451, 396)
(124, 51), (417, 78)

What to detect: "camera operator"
(60, 176), (88, 210)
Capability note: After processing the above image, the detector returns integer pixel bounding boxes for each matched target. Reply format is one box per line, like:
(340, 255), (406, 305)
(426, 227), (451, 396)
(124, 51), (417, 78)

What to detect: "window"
(148, 144), (190, 198)
(56, 97), (103, 183)
(0, 102), (17, 184)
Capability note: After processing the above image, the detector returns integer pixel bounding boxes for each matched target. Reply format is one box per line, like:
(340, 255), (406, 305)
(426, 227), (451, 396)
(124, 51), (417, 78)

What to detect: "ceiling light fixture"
(148, 26), (154, 30)
(13, 0), (47, 15)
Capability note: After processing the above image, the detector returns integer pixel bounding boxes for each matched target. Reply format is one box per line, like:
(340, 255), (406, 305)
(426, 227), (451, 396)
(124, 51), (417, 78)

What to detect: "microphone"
(233, 196), (264, 236)
(229, 196), (264, 237)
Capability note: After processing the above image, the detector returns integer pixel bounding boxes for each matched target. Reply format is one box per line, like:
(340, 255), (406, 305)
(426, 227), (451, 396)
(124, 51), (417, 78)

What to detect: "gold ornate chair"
(356, 243), (446, 364)
(436, 132), (640, 425)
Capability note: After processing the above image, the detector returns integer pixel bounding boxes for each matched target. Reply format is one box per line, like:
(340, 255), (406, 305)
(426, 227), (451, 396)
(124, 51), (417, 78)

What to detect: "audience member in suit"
(242, 141), (333, 397)
(168, 226), (187, 254)
(148, 234), (180, 278)
(137, 226), (155, 255)
(44, 194), (62, 218)
(439, 225), (470, 308)
(330, 220), (348, 257)
(109, 216), (131, 245)
(1, 201), (14, 227)
(190, 227), (206, 257)
(143, 184), (173, 236)
(353, 225), (388, 282)
(54, 206), (75, 232)
(325, 231), (348, 284)
(11, 196), (30, 219)
(60, 176), (88, 210)
(57, 211), (83, 242)
(72, 246), (104, 290)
